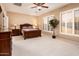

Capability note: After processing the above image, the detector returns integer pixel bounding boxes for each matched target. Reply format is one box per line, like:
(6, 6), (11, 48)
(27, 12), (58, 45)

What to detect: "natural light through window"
(60, 8), (79, 37)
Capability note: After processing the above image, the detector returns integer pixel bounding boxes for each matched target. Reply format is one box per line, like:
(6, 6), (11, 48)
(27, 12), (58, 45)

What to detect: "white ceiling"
(5, 3), (68, 16)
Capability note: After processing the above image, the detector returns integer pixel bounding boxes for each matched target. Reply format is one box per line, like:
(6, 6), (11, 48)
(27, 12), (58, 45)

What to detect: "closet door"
(74, 9), (79, 35)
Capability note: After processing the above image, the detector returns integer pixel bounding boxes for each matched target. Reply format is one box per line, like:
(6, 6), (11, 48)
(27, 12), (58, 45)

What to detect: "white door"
(3, 16), (8, 31)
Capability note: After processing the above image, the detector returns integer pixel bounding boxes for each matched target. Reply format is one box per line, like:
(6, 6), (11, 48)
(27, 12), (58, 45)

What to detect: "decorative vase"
(52, 35), (56, 38)
(52, 29), (56, 39)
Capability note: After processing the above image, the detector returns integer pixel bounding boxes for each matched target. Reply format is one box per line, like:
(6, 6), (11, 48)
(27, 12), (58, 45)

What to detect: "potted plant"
(49, 17), (59, 38)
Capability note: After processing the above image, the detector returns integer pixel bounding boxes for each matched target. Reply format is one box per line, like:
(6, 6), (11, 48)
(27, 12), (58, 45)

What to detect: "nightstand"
(12, 29), (20, 36)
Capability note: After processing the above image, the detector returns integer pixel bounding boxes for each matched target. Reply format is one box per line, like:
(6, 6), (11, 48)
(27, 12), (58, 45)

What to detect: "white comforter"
(21, 28), (38, 35)
(22, 28), (38, 31)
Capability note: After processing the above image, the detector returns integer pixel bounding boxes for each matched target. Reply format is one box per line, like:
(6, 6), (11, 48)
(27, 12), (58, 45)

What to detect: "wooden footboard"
(23, 30), (41, 39)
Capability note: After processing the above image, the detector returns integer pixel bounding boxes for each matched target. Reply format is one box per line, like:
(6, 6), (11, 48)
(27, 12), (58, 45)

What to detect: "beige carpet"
(12, 35), (79, 56)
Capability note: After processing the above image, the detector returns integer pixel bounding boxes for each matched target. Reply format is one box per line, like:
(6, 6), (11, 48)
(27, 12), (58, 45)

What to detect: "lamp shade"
(14, 24), (17, 26)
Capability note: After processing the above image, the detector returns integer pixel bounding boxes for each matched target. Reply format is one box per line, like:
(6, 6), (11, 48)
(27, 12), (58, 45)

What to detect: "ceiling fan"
(31, 3), (48, 11)
(13, 3), (22, 6)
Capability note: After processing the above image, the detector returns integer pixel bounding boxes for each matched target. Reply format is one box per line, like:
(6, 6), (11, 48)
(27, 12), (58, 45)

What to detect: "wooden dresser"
(0, 31), (12, 56)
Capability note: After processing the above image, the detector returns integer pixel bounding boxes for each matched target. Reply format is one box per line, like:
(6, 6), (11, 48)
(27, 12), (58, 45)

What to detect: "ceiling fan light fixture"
(37, 6), (42, 11)
(37, 6), (42, 9)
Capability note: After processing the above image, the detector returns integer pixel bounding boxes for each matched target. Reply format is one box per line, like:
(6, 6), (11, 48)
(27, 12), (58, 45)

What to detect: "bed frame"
(20, 23), (41, 39)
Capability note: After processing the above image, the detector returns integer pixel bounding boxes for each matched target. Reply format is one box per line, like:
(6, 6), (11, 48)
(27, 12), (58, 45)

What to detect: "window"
(74, 9), (79, 35)
(43, 15), (54, 32)
(60, 8), (79, 37)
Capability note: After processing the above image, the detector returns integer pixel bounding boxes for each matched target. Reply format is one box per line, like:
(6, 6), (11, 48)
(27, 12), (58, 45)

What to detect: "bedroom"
(0, 3), (79, 56)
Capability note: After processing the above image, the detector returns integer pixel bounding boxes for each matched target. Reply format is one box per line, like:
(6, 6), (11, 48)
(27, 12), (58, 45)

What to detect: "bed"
(20, 23), (41, 39)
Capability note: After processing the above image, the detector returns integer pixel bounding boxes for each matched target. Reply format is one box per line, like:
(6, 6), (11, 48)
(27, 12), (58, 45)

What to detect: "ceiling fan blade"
(41, 6), (48, 8)
(33, 3), (45, 6)
(13, 3), (22, 6)
(31, 6), (37, 8)
(33, 3), (39, 6)
(39, 3), (45, 6)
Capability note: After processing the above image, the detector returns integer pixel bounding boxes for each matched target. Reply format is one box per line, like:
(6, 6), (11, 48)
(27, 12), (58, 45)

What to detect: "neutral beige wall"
(8, 12), (37, 29)
(37, 3), (79, 41)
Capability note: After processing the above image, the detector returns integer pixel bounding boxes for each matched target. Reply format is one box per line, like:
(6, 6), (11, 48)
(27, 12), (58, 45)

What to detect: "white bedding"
(22, 28), (38, 31)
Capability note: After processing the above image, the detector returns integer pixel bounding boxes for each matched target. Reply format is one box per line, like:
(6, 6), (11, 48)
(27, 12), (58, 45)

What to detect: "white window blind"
(43, 15), (54, 32)
(60, 8), (79, 37)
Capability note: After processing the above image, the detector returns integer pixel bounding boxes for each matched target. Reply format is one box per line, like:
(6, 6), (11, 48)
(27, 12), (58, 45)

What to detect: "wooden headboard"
(20, 23), (33, 30)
